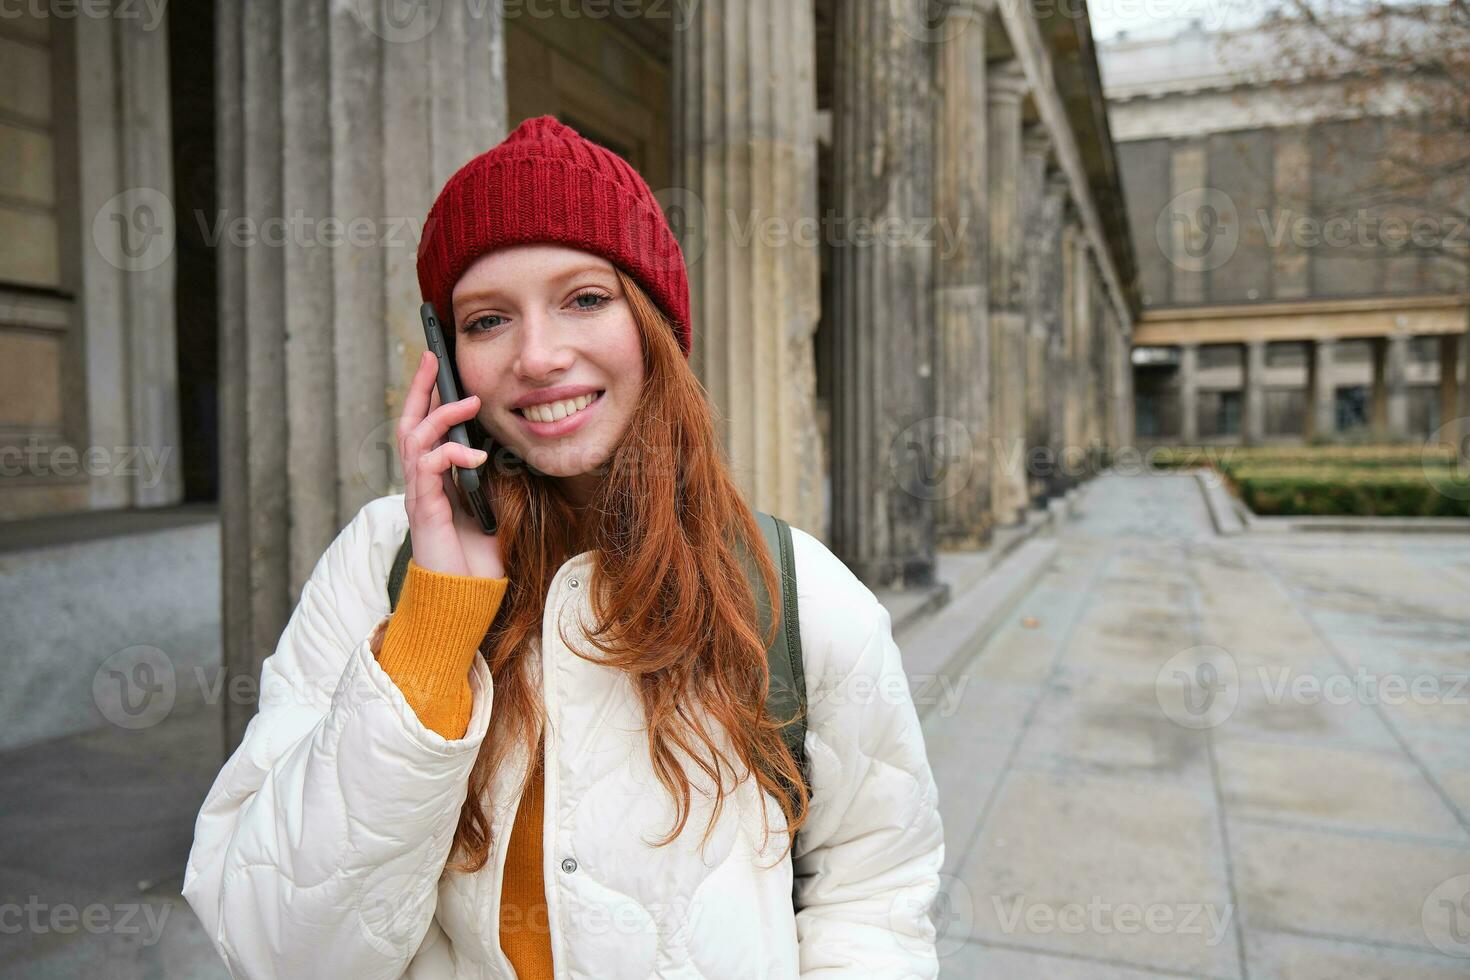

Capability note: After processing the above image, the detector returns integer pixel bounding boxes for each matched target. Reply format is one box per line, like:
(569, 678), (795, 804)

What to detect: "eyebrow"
(453, 263), (615, 311)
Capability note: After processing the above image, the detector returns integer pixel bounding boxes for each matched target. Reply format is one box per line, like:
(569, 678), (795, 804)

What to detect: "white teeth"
(521, 391), (599, 424)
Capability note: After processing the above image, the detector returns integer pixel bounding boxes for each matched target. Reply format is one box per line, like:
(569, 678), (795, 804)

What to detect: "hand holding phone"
(395, 305), (504, 581)
(421, 302), (498, 535)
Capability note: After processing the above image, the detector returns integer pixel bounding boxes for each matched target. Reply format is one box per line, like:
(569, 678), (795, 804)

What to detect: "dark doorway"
(169, 1), (219, 503)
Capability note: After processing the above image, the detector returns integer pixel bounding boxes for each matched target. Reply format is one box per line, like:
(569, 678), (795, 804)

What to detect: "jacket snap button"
(568, 577), (580, 589)
(560, 857), (578, 874)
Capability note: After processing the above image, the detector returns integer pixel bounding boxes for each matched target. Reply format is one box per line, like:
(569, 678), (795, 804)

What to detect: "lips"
(514, 389), (604, 423)
(513, 389), (605, 437)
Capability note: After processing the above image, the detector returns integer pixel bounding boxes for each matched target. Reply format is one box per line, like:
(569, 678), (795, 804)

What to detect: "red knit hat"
(416, 115), (692, 359)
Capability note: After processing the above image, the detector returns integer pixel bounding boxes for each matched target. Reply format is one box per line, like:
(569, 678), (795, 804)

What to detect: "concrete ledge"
(1247, 514), (1470, 534)
(878, 579), (953, 638)
(1192, 469), (1247, 535)
(879, 488), (1070, 640)
(0, 503), (218, 555)
(896, 536), (1060, 694)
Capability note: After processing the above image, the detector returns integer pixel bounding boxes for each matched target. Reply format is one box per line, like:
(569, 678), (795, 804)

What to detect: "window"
(1136, 393), (1160, 437)
(1335, 385), (1369, 432)
(1218, 390), (1242, 436)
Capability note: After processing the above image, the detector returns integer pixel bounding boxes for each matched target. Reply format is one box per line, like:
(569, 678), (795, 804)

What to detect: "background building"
(1099, 15), (1469, 447)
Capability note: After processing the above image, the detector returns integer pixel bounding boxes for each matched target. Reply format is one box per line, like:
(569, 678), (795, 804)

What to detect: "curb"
(905, 538), (1059, 721)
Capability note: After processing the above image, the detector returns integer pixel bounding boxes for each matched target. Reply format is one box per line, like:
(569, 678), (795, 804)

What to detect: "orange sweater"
(372, 558), (553, 978)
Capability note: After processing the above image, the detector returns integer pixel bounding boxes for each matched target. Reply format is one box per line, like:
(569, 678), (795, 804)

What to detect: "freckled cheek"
(455, 360), (510, 428)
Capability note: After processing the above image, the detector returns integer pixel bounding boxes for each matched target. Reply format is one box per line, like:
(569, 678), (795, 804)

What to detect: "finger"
(442, 467), (461, 521)
(410, 439), (456, 518)
(415, 442), (489, 503)
(410, 395), (481, 456)
(400, 350), (438, 434)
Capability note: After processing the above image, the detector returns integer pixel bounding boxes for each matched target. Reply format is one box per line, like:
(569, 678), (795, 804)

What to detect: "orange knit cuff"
(377, 558), (509, 739)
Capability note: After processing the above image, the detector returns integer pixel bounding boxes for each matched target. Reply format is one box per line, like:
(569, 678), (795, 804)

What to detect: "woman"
(183, 115), (944, 979)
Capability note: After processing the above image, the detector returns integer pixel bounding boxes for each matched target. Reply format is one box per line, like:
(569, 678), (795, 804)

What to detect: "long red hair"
(449, 266), (809, 873)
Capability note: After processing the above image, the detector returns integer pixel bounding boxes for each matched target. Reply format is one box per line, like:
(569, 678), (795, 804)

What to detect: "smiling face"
(450, 244), (646, 507)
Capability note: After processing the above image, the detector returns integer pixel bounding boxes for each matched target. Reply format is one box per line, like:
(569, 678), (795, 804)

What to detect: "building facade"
(1, 0), (1136, 749)
(1100, 22), (1469, 448)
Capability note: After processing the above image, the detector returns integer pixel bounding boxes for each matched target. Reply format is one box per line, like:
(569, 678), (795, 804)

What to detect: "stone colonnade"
(219, 0), (1136, 738)
(1170, 331), (1464, 446)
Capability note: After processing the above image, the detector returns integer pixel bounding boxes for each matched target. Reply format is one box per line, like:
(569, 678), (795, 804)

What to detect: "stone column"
(1242, 339), (1266, 445)
(1067, 228), (1093, 468)
(1386, 334), (1410, 440)
(1460, 314), (1470, 442)
(1305, 338), (1336, 442)
(932, 0), (991, 549)
(1116, 321), (1136, 453)
(1021, 126), (1053, 483)
(74, 12), (183, 509)
(1439, 334), (1461, 444)
(1369, 337), (1388, 436)
(218, 0), (506, 748)
(987, 61), (1029, 525)
(1370, 335), (1409, 440)
(1178, 342), (1199, 444)
(829, 0), (937, 588)
(1086, 272), (1106, 461)
(1102, 307), (1126, 453)
(673, 0), (825, 539)
(1043, 175), (1071, 495)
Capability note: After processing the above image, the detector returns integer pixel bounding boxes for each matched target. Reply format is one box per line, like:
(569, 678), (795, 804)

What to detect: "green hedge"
(1144, 445), (1470, 517)
(1147, 444), (1459, 471)
(1225, 466), (1470, 518)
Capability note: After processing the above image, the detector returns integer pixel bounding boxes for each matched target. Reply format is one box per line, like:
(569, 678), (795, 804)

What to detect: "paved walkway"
(929, 472), (1470, 978)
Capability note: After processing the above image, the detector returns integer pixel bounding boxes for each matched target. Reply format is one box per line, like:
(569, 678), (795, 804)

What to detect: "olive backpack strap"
(744, 511), (809, 819)
(387, 529), (413, 612)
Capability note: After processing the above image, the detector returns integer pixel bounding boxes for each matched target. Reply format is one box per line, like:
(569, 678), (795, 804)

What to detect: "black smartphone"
(420, 301), (498, 535)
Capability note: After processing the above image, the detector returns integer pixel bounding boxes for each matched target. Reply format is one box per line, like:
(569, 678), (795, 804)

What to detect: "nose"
(512, 307), (574, 381)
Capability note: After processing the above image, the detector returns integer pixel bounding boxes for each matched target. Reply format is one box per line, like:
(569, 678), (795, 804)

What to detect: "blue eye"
(464, 314), (505, 334)
(571, 290), (611, 311)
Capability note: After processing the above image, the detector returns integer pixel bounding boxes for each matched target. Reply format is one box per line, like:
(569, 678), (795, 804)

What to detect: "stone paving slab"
(956, 769), (1240, 978)
(1244, 929), (1470, 980)
(1214, 738), (1466, 842)
(941, 939), (1196, 978)
(0, 709), (228, 979)
(1231, 821), (1468, 953)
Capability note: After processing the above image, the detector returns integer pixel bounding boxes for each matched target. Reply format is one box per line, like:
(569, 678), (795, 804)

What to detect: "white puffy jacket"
(183, 493), (945, 979)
